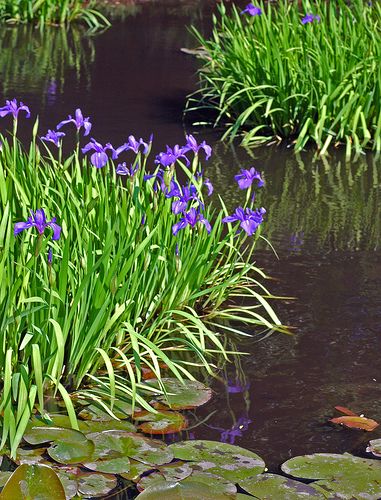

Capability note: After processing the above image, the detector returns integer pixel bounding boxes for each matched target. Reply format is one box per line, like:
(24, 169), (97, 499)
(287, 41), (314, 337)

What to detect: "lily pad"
(23, 427), (94, 464)
(135, 410), (188, 434)
(0, 471), (13, 488)
(135, 479), (234, 499)
(54, 466), (118, 499)
(137, 463), (193, 489)
(78, 401), (135, 420)
(83, 430), (173, 474)
(15, 448), (48, 466)
(146, 378), (212, 410)
(120, 460), (156, 481)
(168, 440), (265, 481)
(239, 473), (326, 499)
(367, 439), (381, 458)
(29, 413), (136, 434)
(138, 470), (237, 497)
(0, 464), (66, 499)
(281, 453), (381, 499)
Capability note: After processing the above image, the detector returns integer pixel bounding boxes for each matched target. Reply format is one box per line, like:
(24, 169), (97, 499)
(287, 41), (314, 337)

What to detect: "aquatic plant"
(0, 0), (109, 28)
(0, 100), (284, 454)
(187, 0), (381, 155)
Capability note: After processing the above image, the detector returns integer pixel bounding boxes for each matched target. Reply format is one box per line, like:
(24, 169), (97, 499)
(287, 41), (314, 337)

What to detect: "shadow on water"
(0, 0), (381, 488)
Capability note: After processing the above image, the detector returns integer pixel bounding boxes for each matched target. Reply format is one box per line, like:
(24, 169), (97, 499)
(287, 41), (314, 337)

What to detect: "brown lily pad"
(135, 410), (188, 434)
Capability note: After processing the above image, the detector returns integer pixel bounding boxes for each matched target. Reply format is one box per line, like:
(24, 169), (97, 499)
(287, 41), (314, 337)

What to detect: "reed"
(187, 0), (381, 155)
(0, 101), (284, 454)
(0, 0), (109, 28)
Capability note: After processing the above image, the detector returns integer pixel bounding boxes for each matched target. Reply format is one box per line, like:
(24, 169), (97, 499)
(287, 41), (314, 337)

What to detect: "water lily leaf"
(329, 415), (379, 431)
(137, 463), (193, 489)
(135, 479), (233, 499)
(0, 464), (66, 499)
(239, 473), (326, 498)
(168, 440), (265, 481)
(29, 413), (136, 434)
(0, 471), (13, 487)
(281, 453), (381, 498)
(135, 410), (188, 434)
(146, 378), (212, 410)
(367, 439), (381, 458)
(23, 426), (94, 465)
(15, 448), (47, 465)
(120, 460), (156, 481)
(83, 430), (173, 474)
(78, 401), (134, 420)
(54, 466), (118, 498)
(139, 470), (236, 497)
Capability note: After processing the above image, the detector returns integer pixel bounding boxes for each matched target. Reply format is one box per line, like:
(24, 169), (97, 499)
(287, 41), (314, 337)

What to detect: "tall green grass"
(187, 0), (381, 155)
(0, 0), (109, 28)
(0, 108), (284, 455)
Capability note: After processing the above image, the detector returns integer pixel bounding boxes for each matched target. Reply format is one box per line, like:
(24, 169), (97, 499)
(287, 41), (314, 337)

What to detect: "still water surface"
(0, 0), (380, 481)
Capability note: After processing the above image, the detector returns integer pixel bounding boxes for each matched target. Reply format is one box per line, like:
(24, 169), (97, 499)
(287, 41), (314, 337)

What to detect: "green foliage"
(188, 0), (381, 155)
(0, 0), (110, 28)
(0, 116), (283, 454)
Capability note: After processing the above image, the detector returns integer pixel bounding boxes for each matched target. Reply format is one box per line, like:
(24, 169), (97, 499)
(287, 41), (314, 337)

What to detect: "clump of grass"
(0, 0), (110, 29)
(0, 100), (284, 455)
(187, 0), (381, 155)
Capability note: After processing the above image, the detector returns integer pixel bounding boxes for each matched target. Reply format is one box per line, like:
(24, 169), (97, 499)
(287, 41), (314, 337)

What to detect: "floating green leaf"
(23, 426), (94, 465)
(29, 413), (136, 434)
(83, 430), (173, 474)
(135, 410), (188, 434)
(135, 479), (233, 499)
(168, 440), (265, 481)
(239, 473), (326, 499)
(15, 448), (48, 466)
(54, 466), (118, 499)
(120, 460), (156, 481)
(0, 471), (13, 488)
(0, 464), (66, 499)
(139, 470), (237, 497)
(281, 453), (381, 499)
(146, 378), (212, 410)
(79, 402), (134, 420)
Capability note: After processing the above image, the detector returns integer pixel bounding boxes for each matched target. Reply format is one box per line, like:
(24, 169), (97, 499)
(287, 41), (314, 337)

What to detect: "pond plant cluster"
(0, 98), (284, 466)
(188, 0), (381, 155)
(0, 0), (109, 28)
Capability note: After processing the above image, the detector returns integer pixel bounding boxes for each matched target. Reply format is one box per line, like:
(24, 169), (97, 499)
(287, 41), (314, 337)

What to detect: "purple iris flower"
(155, 145), (189, 167)
(57, 108), (92, 136)
(172, 207), (211, 236)
(14, 209), (61, 240)
(301, 13), (320, 24)
(227, 379), (250, 394)
(166, 181), (201, 215)
(183, 135), (212, 160)
(41, 129), (65, 147)
(113, 135), (150, 157)
(144, 169), (167, 192)
(235, 167), (264, 190)
(0, 99), (30, 120)
(82, 138), (114, 169)
(116, 162), (139, 177)
(241, 3), (262, 16)
(48, 248), (53, 265)
(204, 178), (214, 196)
(222, 206), (265, 236)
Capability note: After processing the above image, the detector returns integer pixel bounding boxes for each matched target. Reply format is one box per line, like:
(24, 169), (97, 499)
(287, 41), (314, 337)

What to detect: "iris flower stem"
(12, 119), (18, 168)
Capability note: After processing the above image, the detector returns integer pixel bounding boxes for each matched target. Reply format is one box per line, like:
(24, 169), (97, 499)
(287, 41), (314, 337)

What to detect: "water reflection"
(209, 143), (381, 252)
(0, 25), (95, 104)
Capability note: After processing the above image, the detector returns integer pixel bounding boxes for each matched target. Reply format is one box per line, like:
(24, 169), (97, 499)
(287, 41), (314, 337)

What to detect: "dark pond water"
(1, 0), (381, 485)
